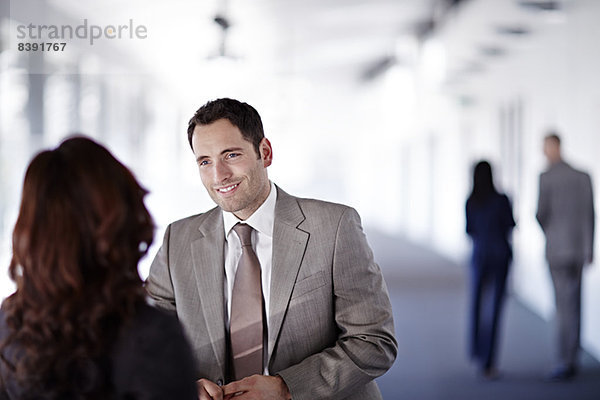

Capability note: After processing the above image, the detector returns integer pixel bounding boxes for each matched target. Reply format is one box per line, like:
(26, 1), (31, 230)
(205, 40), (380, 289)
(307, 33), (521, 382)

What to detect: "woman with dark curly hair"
(0, 136), (197, 399)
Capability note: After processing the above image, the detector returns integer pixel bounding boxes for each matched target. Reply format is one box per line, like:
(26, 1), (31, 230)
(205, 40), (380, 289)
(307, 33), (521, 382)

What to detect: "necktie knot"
(233, 223), (253, 247)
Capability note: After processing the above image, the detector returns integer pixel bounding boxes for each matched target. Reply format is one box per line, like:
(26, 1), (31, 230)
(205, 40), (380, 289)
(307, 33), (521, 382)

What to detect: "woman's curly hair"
(0, 136), (154, 398)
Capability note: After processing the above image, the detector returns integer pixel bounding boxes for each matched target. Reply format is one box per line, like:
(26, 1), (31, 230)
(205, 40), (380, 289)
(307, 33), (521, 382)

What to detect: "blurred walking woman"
(0, 137), (197, 399)
(466, 161), (515, 379)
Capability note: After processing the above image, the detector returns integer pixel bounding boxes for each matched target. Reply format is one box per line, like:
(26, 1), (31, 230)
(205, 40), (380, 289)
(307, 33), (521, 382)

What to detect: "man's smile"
(216, 183), (240, 194)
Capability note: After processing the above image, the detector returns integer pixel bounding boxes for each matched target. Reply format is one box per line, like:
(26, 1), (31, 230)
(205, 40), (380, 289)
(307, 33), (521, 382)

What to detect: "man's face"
(543, 138), (560, 163)
(192, 118), (272, 220)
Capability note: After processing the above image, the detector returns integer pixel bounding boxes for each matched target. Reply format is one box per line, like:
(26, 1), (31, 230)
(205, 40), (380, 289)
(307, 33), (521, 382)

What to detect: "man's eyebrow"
(221, 147), (244, 154)
(196, 147), (245, 163)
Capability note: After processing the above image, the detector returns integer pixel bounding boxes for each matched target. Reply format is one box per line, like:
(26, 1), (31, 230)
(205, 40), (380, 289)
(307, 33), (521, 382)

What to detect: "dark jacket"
(466, 192), (516, 264)
(0, 303), (197, 400)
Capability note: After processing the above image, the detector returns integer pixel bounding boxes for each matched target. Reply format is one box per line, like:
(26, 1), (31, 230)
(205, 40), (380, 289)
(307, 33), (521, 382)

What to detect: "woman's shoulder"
(111, 302), (197, 398)
(496, 192), (512, 205)
(120, 302), (184, 344)
(113, 301), (195, 367)
(0, 301), (15, 343)
(485, 192), (510, 204)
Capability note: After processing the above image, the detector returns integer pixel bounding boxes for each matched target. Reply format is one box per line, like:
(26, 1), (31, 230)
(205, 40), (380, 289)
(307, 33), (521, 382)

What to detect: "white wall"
(401, 0), (600, 360)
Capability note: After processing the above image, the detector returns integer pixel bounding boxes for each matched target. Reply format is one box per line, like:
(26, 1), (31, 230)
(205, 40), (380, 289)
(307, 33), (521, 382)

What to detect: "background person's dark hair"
(1, 136), (154, 399)
(545, 131), (561, 145)
(468, 160), (498, 205)
(187, 98), (265, 157)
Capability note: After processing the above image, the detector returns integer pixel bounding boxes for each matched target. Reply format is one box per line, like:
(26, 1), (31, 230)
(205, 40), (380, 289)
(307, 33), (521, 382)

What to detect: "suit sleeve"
(145, 225), (177, 313)
(277, 208), (398, 400)
(536, 173), (550, 231)
(583, 173), (595, 263)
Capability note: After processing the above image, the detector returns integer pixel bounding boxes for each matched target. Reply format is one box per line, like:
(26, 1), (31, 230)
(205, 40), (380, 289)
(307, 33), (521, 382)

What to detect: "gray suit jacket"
(145, 186), (397, 400)
(536, 161), (595, 264)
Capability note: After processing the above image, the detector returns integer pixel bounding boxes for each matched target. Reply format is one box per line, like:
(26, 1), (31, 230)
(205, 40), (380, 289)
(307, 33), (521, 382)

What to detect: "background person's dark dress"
(466, 192), (515, 371)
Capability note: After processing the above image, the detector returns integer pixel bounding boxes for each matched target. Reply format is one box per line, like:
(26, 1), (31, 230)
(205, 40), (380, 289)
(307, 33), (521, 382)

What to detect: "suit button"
(217, 379), (224, 386)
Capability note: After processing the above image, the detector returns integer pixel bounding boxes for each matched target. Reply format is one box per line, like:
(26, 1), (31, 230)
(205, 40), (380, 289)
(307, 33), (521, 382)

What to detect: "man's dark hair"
(187, 98), (264, 157)
(545, 131), (561, 146)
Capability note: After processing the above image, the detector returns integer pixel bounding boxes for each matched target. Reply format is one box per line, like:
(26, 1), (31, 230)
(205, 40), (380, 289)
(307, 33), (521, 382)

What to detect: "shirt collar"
(223, 181), (277, 239)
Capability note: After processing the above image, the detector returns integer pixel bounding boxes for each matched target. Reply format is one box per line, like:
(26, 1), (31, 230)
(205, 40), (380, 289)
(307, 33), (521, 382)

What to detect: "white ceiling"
(41, 0), (436, 86)
(11, 0), (574, 105)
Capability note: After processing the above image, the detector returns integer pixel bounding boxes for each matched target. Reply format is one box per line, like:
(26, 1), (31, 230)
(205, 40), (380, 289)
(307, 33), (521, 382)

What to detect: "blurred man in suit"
(146, 98), (397, 399)
(536, 132), (595, 381)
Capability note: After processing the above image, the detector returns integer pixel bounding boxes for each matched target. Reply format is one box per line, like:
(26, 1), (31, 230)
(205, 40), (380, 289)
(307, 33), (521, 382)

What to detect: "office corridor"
(370, 231), (600, 400)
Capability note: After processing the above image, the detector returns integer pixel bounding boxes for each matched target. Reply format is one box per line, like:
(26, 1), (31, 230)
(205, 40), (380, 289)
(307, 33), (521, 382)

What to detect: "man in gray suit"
(536, 132), (594, 381)
(146, 98), (397, 399)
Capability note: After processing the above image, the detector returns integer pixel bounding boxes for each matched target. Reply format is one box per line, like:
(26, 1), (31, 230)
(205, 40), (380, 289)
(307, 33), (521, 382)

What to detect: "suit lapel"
(268, 187), (309, 361)
(190, 207), (227, 373)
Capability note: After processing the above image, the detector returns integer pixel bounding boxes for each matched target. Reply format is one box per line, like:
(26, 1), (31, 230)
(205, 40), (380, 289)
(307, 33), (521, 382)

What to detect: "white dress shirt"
(222, 181), (276, 373)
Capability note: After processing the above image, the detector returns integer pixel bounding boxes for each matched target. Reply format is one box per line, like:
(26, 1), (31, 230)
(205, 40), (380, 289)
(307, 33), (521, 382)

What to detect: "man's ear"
(259, 138), (273, 168)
